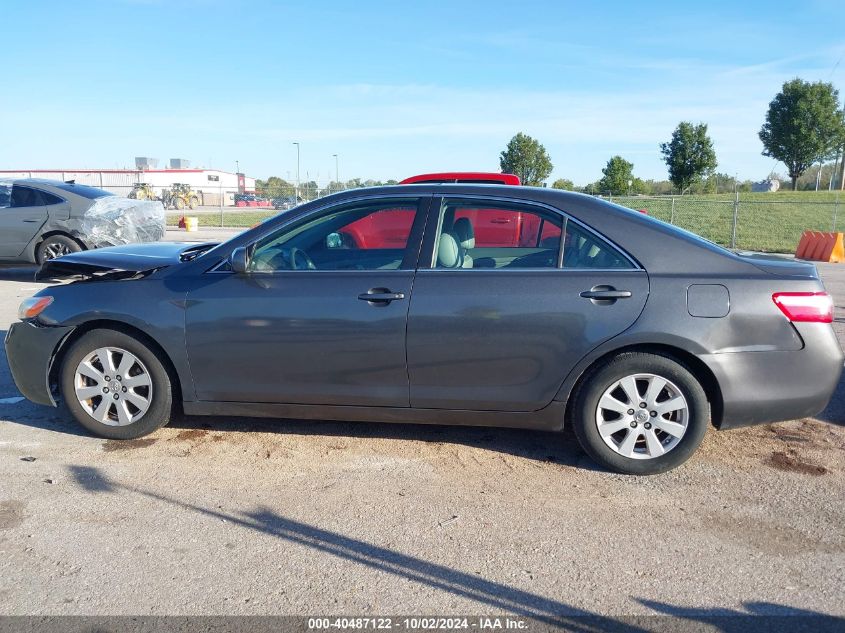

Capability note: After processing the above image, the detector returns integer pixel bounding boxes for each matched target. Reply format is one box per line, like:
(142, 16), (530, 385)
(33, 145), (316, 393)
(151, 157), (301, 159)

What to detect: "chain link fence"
(608, 192), (843, 253)
(165, 183), (353, 230)
(168, 187), (843, 254)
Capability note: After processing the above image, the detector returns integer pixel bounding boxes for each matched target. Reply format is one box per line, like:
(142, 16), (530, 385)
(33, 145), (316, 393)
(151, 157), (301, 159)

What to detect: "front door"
(406, 196), (649, 412)
(0, 184), (48, 257)
(185, 196), (429, 406)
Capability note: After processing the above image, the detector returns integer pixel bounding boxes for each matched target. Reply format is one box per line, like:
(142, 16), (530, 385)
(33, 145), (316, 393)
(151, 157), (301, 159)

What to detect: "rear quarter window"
(37, 190), (65, 205)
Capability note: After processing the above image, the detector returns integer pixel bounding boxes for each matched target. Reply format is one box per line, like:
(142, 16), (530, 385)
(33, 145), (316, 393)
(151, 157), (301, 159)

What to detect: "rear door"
(406, 196), (649, 412)
(0, 184), (48, 257)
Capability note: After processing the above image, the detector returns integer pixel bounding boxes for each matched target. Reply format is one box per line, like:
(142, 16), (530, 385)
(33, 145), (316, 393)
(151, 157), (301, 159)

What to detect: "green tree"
(759, 78), (845, 190)
(551, 178), (575, 190)
(255, 176), (294, 199)
(598, 156), (642, 195)
(499, 132), (553, 186)
(301, 180), (319, 199)
(660, 122), (718, 193)
(641, 179), (674, 195)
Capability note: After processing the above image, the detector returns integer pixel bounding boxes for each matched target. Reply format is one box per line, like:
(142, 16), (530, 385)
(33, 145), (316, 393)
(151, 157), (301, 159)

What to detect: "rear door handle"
(580, 286), (632, 305)
(358, 288), (406, 304)
(580, 290), (632, 299)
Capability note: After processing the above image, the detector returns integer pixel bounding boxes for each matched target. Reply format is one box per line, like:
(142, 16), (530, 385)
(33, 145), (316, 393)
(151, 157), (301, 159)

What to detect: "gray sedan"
(0, 178), (165, 264)
(5, 184), (843, 474)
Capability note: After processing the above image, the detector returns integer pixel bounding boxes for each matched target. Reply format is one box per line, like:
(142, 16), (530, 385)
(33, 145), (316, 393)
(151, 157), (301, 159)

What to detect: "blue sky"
(3, 0), (844, 185)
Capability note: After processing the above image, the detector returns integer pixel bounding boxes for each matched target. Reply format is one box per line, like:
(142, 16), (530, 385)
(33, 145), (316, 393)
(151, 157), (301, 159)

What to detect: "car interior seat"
(453, 217), (475, 268)
(437, 232), (465, 268)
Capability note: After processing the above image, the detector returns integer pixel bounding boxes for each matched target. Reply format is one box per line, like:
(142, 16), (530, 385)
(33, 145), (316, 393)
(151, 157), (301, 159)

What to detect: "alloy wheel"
(43, 242), (71, 260)
(73, 347), (153, 426)
(595, 373), (689, 460)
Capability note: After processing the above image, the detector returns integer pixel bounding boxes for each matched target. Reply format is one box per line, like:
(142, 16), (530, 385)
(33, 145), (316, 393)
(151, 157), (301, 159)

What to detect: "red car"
(399, 172), (521, 186)
(342, 172), (545, 250)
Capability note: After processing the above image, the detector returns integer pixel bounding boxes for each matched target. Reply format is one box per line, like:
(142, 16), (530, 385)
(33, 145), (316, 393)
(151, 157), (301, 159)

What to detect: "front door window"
(249, 200), (421, 272)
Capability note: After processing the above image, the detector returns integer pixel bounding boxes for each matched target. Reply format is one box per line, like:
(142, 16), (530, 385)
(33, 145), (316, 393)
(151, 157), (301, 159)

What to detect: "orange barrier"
(795, 231), (816, 259)
(795, 231), (845, 263)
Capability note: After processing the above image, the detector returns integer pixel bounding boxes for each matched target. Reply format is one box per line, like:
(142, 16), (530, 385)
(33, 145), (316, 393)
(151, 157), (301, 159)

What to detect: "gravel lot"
(0, 239), (843, 621)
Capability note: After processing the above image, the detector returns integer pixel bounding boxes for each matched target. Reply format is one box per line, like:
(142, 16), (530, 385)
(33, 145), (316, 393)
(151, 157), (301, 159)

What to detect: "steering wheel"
(289, 247), (317, 270)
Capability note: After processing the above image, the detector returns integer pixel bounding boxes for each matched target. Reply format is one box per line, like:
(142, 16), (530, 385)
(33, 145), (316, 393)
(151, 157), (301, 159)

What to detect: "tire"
(175, 197), (186, 210)
(189, 196), (198, 209)
(571, 352), (709, 475)
(36, 234), (82, 264)
(60, 329), (173, 440)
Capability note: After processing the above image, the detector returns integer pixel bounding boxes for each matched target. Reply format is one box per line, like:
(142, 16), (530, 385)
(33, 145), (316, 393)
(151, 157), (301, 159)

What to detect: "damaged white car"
(0, 178), (166, 264)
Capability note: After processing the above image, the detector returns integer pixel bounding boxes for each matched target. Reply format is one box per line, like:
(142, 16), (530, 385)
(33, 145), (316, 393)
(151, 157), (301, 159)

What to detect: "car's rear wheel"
(36, 234), (81, 264)
(571, 352), (708, 475)
(60, 329), (173, 439)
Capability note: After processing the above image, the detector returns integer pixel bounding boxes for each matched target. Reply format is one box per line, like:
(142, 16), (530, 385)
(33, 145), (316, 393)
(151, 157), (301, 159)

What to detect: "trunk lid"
(735, 252), (819, 278)
(36, 241), (217, 281)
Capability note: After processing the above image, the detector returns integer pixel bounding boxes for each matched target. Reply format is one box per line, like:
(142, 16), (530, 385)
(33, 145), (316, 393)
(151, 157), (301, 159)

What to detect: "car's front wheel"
(60, 329), (173, 439)
(572, 352), (709, 475)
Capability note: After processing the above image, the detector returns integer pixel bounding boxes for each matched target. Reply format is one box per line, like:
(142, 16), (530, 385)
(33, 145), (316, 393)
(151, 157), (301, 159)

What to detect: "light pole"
(333, 154), (339, 192)
(627, 179), (632, 196)
(235, 160), (239, 174)
(292, 142), (300, 201)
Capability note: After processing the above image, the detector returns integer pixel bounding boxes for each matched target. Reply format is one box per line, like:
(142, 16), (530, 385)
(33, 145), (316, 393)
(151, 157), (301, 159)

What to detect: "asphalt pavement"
(0, 251), (842, 620)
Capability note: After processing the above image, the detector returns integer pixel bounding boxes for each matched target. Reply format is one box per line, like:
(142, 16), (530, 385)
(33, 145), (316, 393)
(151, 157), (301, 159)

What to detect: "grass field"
(168, 190), (844, 253)
(605, 191), (843, 253)
(167, 210), (277, 229)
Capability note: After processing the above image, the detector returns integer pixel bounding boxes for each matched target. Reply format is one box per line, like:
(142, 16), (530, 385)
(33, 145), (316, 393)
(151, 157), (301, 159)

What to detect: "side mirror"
(230, 246), (250, 274)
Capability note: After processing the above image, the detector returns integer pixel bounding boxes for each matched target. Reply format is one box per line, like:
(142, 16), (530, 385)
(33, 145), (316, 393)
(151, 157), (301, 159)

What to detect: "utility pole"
(292, 142), (300, 201)
(333, 154), (339, 192)
(838, 145), (845, 191)
(235, 160), (239, 174)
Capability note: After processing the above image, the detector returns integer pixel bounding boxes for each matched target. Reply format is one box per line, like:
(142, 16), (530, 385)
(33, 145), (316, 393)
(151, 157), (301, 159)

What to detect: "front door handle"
(358, 288), (406, 305)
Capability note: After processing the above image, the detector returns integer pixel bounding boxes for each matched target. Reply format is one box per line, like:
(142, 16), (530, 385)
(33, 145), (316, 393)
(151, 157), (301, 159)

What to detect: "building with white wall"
(0, 167), (257, 206)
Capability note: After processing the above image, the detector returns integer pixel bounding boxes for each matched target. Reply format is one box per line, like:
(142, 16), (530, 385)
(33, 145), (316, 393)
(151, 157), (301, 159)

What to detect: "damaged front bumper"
(5, 321), (75, 406)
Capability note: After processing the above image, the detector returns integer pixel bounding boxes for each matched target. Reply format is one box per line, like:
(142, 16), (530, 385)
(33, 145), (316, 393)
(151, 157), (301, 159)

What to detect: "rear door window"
(434, 199), (563, 269)
(563, 222), (633, 269)
(10, 185), (44, 208)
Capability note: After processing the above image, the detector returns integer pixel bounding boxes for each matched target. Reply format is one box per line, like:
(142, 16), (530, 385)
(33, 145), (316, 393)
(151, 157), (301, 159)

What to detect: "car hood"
(36, 241), (217, 281)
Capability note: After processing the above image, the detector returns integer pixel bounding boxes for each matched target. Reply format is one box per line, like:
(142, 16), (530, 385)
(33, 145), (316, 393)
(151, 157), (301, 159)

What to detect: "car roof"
(400, 172), (520, 185)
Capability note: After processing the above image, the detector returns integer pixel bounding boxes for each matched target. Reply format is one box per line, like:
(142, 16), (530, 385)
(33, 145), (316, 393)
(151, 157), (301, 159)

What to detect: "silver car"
(0, 178), (165, 264)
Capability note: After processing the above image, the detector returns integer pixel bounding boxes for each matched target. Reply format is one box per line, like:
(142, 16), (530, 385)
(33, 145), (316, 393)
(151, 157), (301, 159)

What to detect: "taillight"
(772, 292), (833, 323)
